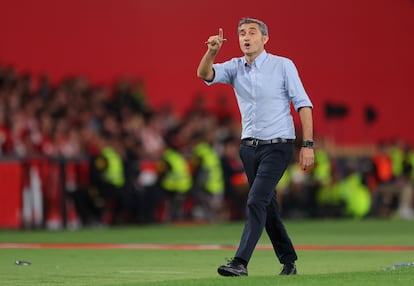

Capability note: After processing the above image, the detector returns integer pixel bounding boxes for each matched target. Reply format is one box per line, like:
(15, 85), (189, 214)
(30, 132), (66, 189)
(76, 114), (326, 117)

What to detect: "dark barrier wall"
(1, 0), (414, 145)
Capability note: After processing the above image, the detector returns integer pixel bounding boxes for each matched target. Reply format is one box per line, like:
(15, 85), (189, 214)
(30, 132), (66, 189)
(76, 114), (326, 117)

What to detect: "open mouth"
(244, 43), (251, 48)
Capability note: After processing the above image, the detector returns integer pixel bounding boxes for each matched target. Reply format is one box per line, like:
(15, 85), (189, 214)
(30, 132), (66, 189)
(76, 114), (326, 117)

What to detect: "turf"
(1, 219), (414, 286)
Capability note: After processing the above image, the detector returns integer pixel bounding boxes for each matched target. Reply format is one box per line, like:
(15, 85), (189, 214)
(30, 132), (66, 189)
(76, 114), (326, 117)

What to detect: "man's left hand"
(299, 147), (314, 171)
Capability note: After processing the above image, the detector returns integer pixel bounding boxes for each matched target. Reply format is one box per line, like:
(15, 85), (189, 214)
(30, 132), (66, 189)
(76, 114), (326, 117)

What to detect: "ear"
(263, 35), (269, 45)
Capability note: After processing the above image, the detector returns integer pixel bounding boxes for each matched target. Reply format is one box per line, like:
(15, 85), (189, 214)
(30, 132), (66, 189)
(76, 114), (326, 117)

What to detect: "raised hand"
(205, 28), (227, 51)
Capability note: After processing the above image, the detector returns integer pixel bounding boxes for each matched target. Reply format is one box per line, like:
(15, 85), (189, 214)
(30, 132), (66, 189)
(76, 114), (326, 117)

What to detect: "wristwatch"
(302, 140), (314, 149)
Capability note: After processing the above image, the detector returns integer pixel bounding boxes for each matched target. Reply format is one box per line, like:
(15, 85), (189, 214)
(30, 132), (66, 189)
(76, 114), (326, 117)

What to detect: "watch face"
(303, 141), (314, 148)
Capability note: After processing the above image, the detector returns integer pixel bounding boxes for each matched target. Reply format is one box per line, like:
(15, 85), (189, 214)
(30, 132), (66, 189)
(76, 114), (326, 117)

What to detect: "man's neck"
(244, 49), (264, 66)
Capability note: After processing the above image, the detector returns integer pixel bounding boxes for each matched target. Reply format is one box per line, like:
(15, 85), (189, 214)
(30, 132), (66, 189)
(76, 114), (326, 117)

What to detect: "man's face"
(238, 23), (269, 57)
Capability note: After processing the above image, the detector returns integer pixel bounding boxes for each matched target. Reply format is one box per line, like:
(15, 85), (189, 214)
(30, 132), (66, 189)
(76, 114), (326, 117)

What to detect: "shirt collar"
(243, 50), (267, 68)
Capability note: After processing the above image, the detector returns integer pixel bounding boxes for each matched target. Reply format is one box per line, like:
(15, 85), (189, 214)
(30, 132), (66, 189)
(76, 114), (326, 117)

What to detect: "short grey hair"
(238, 18), (268, 36)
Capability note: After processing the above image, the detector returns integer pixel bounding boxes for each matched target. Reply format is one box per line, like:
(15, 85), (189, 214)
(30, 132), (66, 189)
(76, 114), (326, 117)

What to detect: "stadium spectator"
(189, 129), (226, 222)
(397, 145), (414, 219)
(220, 135), (249, 221)
(1, 63), (414, 228)
(370, 142), (401, 218)
(157, 139), (193, 222)
(88, 131), (128, 225)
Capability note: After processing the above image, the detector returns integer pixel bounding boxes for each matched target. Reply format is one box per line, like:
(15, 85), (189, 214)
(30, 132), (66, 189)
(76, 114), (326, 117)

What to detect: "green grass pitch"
(1, 219), (414, 285)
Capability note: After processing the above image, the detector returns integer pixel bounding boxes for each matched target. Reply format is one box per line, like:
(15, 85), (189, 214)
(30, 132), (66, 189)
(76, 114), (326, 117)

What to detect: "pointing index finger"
(204, 28), (227, 44)
(218, 28), (224, 41)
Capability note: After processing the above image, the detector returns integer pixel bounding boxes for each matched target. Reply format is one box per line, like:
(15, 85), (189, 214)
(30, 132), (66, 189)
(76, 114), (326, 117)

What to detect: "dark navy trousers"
(235, 142), (298, 265)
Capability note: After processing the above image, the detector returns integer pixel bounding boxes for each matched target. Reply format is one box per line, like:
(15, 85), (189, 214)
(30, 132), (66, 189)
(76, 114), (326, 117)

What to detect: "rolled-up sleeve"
(205, 61), (234, 85)
(284, 59), (313, 111)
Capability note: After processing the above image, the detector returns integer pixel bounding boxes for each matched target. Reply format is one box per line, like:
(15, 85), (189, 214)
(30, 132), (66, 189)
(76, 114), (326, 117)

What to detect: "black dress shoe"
(279, 263), (297, 275)
(217, 259), (248, 277)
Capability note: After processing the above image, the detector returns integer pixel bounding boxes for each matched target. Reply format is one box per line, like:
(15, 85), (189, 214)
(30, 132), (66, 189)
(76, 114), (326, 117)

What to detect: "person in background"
(189, 130), (225, 222)
(220, 135), (249, 221)
(89, 131), (127, 225)
(157, 139), (193, 222)
(197, 18), (314, 276)
(370, 142), (397, 217)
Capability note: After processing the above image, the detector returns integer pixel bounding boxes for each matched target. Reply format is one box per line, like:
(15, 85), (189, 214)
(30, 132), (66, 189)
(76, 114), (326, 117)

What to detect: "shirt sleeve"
(204, 60), (235, 86)
(284, 59), (313, 111)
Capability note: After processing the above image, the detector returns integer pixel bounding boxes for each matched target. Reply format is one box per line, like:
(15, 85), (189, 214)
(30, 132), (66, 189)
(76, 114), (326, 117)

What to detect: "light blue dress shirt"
(207, 50), (312, 140)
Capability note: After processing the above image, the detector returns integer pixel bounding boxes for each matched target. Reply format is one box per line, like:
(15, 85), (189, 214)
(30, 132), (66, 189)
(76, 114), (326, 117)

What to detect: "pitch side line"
(1, 243), (414, 251)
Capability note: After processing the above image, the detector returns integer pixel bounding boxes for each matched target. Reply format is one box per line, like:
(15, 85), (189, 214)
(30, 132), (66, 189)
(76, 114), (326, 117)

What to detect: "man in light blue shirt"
(197, 18), (314, 277)
(208, 43), (312, 141)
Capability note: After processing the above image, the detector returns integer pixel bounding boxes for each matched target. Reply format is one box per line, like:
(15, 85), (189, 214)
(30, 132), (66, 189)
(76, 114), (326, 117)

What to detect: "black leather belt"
(242, 138), (294, 147)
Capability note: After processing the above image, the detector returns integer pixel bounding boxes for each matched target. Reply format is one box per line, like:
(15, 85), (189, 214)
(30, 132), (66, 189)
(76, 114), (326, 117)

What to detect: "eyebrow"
(239, 27), (258, 33)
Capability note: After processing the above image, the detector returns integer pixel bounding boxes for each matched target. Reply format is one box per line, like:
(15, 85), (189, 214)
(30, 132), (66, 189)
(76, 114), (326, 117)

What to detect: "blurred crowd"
(1, 65), (414, 228)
